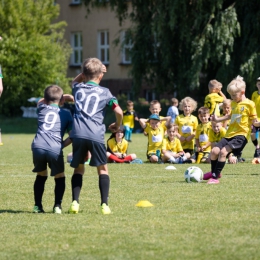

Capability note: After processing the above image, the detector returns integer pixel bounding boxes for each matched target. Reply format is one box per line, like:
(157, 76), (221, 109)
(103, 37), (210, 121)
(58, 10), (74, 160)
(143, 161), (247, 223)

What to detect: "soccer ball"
(184, 166), (203, 183)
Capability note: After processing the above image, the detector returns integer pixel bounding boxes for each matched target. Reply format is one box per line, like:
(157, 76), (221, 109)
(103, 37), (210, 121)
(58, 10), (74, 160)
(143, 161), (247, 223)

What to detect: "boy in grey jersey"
(69, 57), (123, 215)
(32, 85), (73, 213)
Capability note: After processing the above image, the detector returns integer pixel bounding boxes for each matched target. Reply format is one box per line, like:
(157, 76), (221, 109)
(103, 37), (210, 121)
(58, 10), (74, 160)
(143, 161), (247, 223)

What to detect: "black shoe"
(33, 205), (45, 213)
(253, 148), (260, 158)
(157, 159), (164, 164)
(183, 159), (192, 164)
(237, 157), (245, 163)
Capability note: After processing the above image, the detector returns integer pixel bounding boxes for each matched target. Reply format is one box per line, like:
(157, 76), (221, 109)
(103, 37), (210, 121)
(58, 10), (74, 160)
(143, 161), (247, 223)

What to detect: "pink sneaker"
(203, 172), (222, 180)
(207, 178), (220, 184)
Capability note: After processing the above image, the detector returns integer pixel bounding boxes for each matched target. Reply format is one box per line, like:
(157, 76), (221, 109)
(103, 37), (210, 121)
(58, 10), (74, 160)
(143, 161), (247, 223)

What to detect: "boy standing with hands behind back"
(122, 100), (139, 142)
(69, 58), (123, 214)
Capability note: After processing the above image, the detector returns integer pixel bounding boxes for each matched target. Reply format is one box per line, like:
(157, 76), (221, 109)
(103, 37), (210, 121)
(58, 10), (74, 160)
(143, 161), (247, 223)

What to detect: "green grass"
(0, 121), (260, 259)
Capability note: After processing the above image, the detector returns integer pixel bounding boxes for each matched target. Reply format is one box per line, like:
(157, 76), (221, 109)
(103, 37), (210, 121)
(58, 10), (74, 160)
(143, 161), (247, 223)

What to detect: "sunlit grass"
(0, 131), (259, 259)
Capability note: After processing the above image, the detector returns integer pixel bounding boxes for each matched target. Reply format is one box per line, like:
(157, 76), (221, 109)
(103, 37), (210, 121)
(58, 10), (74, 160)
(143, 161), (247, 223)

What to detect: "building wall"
(55, 1), (158, 99)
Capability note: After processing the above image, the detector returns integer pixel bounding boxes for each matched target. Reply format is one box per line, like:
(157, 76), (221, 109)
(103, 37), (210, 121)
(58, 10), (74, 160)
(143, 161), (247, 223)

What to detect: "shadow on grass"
(0, 210), (32, 213)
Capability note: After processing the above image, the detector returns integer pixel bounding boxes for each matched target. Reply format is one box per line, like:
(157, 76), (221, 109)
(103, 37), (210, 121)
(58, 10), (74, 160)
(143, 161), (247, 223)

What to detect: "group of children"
(26, 56), (260, 213)
(121, 76), (260, 186)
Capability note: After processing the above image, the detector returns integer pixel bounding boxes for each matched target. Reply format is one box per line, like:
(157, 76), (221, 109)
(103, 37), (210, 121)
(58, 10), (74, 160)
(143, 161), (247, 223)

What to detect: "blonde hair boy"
(208, 75), (259, 184)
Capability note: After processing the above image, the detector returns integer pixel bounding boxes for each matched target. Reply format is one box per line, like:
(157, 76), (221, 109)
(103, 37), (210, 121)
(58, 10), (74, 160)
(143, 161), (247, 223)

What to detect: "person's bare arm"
(211, 114), (231, 123)
(218, 90), (226, 99)
(109, 106), (123, 133)
(138, 118), (148, 129)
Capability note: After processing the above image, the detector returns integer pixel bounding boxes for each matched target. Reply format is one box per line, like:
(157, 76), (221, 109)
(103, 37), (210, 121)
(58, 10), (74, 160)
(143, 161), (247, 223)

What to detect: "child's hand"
(108, 122), (120, 133)
(228, 155), (237, 164)
(102, 64), (107, 73)
(180, 136), (186, 142)
(210, 115), (218, 122)
(143, 131), (148, 136)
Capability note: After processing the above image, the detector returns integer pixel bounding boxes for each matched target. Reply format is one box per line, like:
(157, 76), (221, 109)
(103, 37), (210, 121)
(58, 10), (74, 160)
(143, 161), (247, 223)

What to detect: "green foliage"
(0, 0), (71, 116)
(83, 0), (260, 101)
(1, 133), (260, 259)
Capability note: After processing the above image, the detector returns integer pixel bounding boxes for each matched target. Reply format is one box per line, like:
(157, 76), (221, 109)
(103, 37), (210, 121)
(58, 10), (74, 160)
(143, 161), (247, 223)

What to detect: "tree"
(0, 0), (71, 116)
(83, 0), (260, 102)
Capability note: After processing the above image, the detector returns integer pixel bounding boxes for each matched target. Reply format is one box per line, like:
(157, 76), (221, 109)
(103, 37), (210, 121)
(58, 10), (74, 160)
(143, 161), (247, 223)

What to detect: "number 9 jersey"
(31, 103), (73, 154)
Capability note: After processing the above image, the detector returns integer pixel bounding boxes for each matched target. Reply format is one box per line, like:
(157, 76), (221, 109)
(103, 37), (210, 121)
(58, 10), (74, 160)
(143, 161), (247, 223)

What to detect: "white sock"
(168, 156), (176, 163)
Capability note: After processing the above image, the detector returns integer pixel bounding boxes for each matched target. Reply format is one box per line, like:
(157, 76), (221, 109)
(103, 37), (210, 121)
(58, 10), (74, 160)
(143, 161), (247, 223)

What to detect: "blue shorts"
(70, 138), (107, 168)
(32, 148), (64, 176)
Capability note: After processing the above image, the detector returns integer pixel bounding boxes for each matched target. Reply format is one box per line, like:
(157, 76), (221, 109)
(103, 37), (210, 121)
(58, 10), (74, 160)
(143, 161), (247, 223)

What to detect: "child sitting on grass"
(139, 114), (167, 163)
(139, 100), (171, 135)
(161, 124), (191, 163)
(106, 127), (138, 163)
(175, 97), (198, 156)
(193, 107), (211, 163)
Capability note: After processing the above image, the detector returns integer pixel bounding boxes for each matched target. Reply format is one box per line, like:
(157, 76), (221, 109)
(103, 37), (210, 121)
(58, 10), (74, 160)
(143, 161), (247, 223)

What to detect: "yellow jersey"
(209, 127), (226, 143)
(123, 110), (138, 128)
(251, 91), (260, 120)
(107, 138), (128, 154)
(226, 98), (257, 140)
(195, 122), (211, 152)
(161, 137), (183, 156)
(175, 114), (198, 150)
(145, 124), (165, 155)
(204, 93), (224, 115)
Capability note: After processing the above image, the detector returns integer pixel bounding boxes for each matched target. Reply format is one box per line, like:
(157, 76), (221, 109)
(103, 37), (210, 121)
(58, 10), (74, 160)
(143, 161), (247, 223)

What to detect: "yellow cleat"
(69, 200), (79, 214)
(101, 203), (111, 215)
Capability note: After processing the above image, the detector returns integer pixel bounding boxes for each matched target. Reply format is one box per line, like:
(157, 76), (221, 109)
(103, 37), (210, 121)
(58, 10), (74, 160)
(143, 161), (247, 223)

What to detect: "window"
(121, 31), (132, 64)
(145, 90), (156, 102)
(71, 0), (81, 4)
(98, 31), (109, 64)
(70, 32), (83, 66)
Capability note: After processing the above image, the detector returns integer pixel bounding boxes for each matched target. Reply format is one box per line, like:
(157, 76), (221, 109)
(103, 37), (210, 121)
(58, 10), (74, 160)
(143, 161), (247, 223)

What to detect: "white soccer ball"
(184, 166), (203, 183)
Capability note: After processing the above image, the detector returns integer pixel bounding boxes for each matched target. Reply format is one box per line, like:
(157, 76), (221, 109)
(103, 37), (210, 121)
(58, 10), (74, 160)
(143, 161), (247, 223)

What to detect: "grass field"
(0, 118), (260, 259)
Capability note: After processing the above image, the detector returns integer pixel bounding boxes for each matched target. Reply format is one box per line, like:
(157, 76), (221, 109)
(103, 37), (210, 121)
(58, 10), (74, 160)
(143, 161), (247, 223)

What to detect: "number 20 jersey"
(70, 82), (118, 144)
(31, 103), (73, 154)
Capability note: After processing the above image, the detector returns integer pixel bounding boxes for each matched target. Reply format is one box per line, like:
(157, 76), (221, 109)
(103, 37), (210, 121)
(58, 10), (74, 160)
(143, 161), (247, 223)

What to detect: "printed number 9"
(43, 112), (58, 130)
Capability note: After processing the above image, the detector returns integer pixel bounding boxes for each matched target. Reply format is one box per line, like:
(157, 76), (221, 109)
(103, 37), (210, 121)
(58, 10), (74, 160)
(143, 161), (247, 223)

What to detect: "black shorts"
(251, 125), (260, 134)
(183, 149), (194, 155)
(32, 148), (64, 176)
(71, 138), (107, 168)
(216, 135), (247, 156)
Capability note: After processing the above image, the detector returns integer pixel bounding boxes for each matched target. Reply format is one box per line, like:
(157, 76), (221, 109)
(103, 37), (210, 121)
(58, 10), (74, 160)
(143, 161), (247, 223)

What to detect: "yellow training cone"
(135, 200), (154, 207)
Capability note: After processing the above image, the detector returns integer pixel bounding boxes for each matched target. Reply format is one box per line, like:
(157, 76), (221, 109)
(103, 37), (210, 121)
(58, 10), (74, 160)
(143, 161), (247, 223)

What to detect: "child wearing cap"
(139, 114), (167, 163)
(139, 100), (171, 135)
